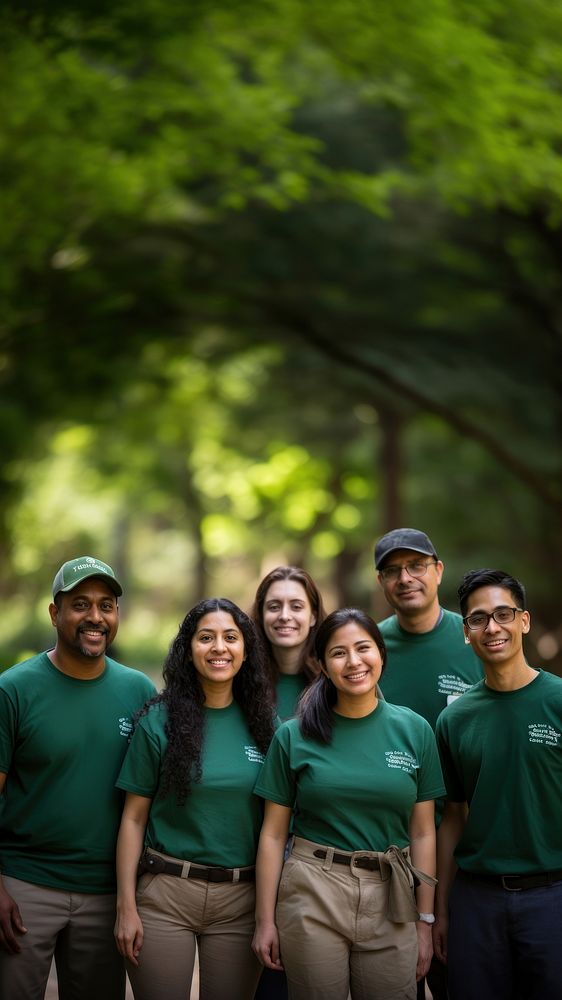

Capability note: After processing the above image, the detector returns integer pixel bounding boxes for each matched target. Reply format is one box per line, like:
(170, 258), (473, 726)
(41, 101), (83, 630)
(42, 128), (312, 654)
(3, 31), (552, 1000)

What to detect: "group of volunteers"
(0, 531), (561, 1000)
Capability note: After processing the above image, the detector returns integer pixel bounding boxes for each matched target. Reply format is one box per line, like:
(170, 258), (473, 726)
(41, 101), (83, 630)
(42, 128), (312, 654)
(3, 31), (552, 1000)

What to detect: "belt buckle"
(146, 853), (168, 875)
(352, 853), (378, 872)
(501, 875), (522, 891)
(207, 867), (230, 883)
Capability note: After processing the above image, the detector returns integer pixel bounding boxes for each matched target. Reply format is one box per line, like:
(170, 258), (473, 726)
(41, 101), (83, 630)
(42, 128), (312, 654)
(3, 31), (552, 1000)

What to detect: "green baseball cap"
(52, 556), (123, 598)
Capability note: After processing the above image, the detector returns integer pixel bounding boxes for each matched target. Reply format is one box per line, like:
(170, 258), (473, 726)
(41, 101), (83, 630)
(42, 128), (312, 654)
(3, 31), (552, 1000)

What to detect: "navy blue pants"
(417, 956), (448, 1000)
(254, 969), (288, 1000)
(448, 870), (562, 1000)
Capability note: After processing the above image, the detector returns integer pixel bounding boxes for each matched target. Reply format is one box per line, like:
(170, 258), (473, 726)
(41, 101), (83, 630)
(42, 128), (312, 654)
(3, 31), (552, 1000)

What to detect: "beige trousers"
(0, 876), (125, 1000)
(276, 837), (417, 1000)
(128, 855), (261, 1000)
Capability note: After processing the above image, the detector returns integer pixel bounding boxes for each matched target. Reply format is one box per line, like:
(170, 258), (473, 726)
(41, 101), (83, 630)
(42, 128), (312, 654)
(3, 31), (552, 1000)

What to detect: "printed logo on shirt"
(437, 674), (473, 698)
(119, 717), (133, 739)
(385, 750), (419, 773)
(528, 723), (560, 747)
(244, 745), (266, 764)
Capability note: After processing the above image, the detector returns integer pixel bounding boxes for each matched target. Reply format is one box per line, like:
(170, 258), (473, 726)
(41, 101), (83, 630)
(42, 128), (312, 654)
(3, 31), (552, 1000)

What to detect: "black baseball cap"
(374, 529), (437, 570)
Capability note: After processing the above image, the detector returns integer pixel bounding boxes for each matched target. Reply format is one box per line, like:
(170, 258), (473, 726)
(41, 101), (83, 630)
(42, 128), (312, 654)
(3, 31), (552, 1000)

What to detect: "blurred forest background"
(1, 0), (561, 674)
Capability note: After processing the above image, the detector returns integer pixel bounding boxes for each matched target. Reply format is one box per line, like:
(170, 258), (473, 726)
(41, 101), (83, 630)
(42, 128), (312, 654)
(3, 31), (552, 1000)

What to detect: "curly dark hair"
(139, 597), (275, 804)
(251, 566), (326, 694)
(298, 608), (386, 744)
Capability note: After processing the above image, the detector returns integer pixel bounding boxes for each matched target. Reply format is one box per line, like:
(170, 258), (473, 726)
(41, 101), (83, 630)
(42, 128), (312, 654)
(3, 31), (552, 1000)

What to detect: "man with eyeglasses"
(375, 528), (482, 732)
(433, 568), (562, 1000)
(375, 528), (482, 1000)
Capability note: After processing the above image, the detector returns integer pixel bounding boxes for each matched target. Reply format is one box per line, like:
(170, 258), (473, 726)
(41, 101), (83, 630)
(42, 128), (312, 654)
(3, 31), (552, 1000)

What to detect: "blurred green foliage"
(1, 0), (561, 672)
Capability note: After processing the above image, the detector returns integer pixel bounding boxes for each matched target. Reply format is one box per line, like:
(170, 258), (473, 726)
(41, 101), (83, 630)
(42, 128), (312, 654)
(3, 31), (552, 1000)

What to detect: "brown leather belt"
(461, 868), (562, 892)
(138, 850), (255, 883)
(313, 848), (380, 871)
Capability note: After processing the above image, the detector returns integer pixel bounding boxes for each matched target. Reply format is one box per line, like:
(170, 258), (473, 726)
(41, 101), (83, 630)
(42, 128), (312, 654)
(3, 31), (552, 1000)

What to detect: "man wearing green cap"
(0, 557), (156, 1000)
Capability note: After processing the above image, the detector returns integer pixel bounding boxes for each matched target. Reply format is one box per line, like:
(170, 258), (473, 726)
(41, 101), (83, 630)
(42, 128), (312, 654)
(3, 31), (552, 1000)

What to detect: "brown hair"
(251, 566), (326, 688)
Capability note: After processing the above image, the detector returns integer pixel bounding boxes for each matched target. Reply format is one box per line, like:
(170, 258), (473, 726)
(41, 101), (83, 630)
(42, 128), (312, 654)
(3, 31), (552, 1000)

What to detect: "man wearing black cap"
(0, 557), (156, 1000)
(375, 529), (482, 999)
(375, 528), (482, 732)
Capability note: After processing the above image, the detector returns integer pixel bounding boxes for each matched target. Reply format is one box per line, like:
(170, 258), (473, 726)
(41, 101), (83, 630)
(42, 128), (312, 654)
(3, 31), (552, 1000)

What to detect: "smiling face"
(262, 579), (316, 655)
(463, 585), (530, 669)
(190, 610), (245, 696)
(49, 578), (119, 664)
(322, 620), (383, 706)
(378, 548), (443, 623)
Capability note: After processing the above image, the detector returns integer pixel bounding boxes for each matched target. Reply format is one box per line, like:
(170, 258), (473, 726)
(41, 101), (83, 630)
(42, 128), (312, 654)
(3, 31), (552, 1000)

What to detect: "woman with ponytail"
(252, 608), (444, 1000)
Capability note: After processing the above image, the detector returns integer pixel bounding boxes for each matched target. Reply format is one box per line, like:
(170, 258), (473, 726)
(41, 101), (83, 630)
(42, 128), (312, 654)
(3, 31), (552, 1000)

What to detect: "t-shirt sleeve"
(435, 714), (466, 802)
(416, 719), (446, 802)
(139, 676), (159, 701)
(116, 715), (162, 798)
(0, 687), (16, 773)
(253, 725), (296, 807)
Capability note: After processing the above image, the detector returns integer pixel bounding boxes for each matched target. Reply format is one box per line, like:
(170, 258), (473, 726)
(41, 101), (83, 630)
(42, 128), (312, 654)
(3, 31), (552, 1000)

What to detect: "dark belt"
(461, 868), (562, 892)
(138, 850), (255, 883)
(313, 848), (380, 871)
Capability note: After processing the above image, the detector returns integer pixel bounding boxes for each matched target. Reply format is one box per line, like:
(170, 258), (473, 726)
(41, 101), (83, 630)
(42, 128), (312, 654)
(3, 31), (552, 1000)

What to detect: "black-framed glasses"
(379, 558), (437, 582)
(463, 606), (524, 631)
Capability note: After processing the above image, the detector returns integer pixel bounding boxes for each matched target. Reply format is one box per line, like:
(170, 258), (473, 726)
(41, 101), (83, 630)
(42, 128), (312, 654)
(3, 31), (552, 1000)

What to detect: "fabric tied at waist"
(380, 845), (437, 923)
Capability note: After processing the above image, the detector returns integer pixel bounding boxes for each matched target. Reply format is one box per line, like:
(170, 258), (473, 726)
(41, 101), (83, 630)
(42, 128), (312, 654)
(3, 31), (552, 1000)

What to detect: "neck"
(484, 657), (538, 692)
(334, 691), (378, 719)
(48, 647), (106, 680)
(273, 645), (303, 676)
(200, 680), (234, 708)
(396, 602), (441, 635)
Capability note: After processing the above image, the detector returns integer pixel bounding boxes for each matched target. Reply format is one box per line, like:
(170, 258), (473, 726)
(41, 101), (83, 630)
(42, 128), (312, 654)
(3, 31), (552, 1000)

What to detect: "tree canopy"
(2, 0), (561, 671)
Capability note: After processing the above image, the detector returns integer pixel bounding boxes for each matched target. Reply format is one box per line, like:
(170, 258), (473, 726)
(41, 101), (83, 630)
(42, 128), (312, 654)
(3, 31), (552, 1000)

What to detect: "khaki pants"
(276, 837), (417, 1000)
(0, 876), (125, 1000)
(128, 853), (261, 1000)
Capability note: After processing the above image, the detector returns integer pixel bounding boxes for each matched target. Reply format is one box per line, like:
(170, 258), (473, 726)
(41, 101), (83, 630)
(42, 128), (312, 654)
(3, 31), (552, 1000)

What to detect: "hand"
(252, 920), (284, 972)
(0, 885), (27, 954)
(432, 913), (448, 964)
(415, 921), (433, 981)
(114, 907), (144, 966)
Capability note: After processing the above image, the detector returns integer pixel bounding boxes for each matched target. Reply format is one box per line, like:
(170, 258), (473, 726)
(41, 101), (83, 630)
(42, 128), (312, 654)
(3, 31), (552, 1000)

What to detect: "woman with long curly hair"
(114, 598), (275, 1000)
(252, 608), (444, 1000)
(251, 566), (326, 721)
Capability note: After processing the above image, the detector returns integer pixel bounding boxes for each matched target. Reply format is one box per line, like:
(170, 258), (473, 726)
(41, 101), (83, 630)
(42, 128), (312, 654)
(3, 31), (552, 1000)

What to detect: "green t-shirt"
(436, 670), (562, 874)
(0, 652), (156, 893)
(379, 609), (483, 731)
(116, 701), (266, 867)
(276, 674), (307, 722)
(254, 701), (445, 852)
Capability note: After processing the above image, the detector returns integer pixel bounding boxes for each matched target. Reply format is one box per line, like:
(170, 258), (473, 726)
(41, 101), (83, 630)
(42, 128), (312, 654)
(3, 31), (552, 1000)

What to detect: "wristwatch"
(418, 913), (435, 924)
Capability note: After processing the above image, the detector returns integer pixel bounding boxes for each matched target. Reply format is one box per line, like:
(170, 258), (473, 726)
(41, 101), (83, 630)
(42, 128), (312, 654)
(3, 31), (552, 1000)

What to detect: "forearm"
(255, 831), (286, 926)
(435, 802), (467, 917)
(116, 814), (146, 913)
(411, 829), (436, 914)
(410, 800), (437, 915)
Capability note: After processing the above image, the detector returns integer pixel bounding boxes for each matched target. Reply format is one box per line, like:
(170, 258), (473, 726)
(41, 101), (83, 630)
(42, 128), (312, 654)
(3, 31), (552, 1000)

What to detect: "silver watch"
(418, 912), (435, 924)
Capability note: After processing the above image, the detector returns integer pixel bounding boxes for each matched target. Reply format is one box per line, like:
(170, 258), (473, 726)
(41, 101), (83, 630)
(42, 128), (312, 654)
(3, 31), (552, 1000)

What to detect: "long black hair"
(298, 608), (386, 745)
(139, 597), (275, 804)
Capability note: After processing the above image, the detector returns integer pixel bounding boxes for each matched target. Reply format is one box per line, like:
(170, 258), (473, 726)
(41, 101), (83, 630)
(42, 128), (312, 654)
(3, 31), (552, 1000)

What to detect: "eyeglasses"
(379, 558), (437, 582)
(463, 607), (524, 631)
